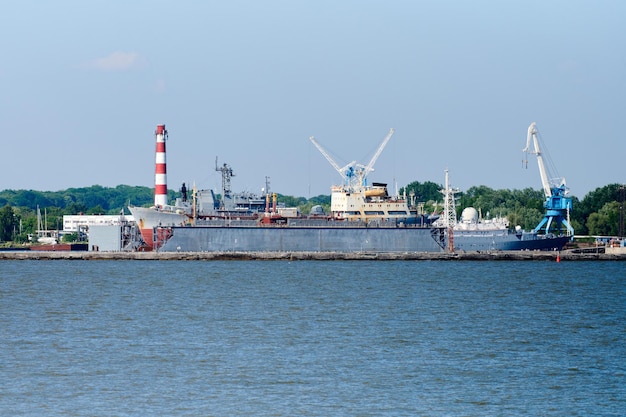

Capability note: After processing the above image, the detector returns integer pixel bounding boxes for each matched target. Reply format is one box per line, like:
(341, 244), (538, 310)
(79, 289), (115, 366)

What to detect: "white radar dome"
(460, 207), (479, 224)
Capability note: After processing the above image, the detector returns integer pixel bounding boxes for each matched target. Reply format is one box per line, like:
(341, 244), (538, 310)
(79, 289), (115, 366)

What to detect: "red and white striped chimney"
(154, 124), (168, 207)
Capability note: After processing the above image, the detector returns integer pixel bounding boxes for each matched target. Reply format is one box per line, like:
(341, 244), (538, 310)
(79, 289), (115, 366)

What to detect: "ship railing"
(196, 219), (259, 227)
(190, 217), (434, 229)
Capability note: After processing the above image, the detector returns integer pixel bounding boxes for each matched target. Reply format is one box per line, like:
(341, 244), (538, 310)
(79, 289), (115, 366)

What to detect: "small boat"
(29, 206), (59, 245)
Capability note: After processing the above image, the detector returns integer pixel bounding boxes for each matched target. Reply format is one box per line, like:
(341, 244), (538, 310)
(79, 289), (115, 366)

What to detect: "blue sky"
(1, 1), (624, 200)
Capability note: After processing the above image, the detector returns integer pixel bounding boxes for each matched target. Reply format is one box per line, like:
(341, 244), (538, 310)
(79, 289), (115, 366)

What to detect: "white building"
(63, 214), (135, 233)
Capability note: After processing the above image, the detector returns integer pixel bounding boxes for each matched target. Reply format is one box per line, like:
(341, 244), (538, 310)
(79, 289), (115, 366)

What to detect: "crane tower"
(523, 122), (574, 237)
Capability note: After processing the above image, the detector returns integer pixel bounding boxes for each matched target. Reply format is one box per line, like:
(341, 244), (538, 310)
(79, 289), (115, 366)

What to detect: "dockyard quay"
(1, 250), (623, 261)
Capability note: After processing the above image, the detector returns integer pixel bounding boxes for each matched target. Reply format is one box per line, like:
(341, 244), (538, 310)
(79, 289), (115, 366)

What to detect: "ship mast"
(215, 157), (235, 211)
(440, 169), (458, 228)
(215, 157), (234, 199)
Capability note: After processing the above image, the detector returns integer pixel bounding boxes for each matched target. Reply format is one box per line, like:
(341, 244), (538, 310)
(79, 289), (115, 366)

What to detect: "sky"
(1, 0), (624, 200)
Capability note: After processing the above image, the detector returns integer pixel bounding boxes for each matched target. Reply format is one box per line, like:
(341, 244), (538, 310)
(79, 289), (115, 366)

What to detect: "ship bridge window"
(388, 211), (409, 215)
(364, 211), (385, 215)
(347, 211), (361, 215)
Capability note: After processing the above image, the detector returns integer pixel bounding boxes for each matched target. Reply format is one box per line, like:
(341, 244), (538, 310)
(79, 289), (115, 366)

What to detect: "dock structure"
(0, 250), (623, 261)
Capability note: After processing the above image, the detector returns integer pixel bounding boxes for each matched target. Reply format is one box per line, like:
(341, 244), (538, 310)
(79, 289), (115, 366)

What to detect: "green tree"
(576, 184), (623, 235)
(299, 194), (331, 215)
(62, 232), (79, 243)
(507, 206), (544, 231)
(587, 201), (620, 236)
(278, 195), (308, 208)
(401, 181), (442, 204)
(307, 194), (331, 205)
(0, 205), (17, 241)
(66, 202), (89, 215)
(86, 205), (106, 215)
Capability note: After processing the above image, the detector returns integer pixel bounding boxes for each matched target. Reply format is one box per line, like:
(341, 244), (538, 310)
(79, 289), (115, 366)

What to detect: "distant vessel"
(129, 125), (266, 247)
(452, 206), (570, 251)
(128, 181), (268, 250)
(130, 124), (572, 253)
(28, 206), (58, 245)
(437, 169), (572, 252)
(129, 142), (281, 250)
(129, 127), (445, 251)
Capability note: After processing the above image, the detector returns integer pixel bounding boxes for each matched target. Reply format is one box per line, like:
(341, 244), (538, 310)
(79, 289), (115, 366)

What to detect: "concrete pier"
(0, 250), (623, 261)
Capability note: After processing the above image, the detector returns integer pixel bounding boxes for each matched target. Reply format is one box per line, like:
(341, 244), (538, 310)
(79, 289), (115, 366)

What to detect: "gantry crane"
(309, 128), (395, 191)
(523, 122), (574, 237)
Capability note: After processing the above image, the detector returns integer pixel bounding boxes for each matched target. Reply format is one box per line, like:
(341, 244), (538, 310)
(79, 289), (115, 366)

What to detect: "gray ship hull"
(156, 224), (570, 253)
(453, 230), (570, 252)
(158, 225), (447, 253)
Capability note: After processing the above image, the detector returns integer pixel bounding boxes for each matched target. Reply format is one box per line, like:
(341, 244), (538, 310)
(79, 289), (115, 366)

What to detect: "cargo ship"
(154, 179), (446, 252)
(130, 169), (446, 252)
(129, 124), (572, 253)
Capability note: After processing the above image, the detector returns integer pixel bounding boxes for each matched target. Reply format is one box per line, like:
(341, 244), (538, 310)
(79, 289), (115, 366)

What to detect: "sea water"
(1, 260), (624, 416)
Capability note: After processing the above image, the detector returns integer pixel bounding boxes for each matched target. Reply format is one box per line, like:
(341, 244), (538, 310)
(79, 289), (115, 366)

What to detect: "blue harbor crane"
(523, 122), (574, 238)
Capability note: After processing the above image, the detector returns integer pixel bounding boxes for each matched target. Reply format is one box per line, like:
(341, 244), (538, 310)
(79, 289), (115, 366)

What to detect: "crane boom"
(309, 136), (349, 181)
(309, 129), (395, 190)
(361, 128), (395, 183)
(523, 122), (551, 198)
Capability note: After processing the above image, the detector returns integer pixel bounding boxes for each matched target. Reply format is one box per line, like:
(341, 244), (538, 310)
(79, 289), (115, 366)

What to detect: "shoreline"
(0, 250), (622, 261)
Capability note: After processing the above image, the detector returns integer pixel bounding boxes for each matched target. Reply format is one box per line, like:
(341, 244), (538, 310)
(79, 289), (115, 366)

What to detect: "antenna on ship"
(154, 124), (168, 207)
(215, 157), (234, 199)
(440, 169), (459, 228)
(264, 176), (271, 196)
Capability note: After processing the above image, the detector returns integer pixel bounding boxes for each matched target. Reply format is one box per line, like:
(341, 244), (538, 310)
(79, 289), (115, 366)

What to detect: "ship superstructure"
(312, 128), (422, 224)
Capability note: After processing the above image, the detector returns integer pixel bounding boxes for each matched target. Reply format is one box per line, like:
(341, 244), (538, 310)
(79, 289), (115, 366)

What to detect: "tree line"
(0, 185), (153, 243)
(401, 181), (625, 238)
(0, 182), (624, 243)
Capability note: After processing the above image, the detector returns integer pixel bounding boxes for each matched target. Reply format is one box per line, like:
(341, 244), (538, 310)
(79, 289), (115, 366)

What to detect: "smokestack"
(154, 124), (168, 207)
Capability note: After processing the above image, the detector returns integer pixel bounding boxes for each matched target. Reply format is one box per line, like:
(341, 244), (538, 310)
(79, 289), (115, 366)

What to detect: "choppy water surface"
(1, 260), (624, 416)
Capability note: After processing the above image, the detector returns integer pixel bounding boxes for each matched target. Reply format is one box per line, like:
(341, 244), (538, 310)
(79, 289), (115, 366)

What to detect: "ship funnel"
(154, 124), (168, 207)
